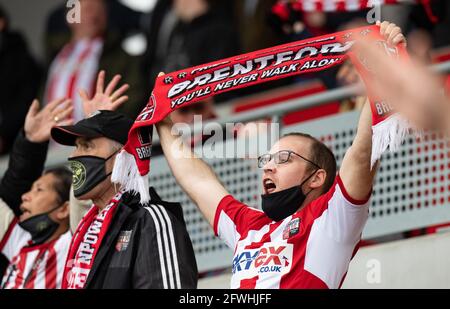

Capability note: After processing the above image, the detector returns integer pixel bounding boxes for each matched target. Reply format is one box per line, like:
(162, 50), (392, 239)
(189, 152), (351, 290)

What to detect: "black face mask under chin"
(261, 171), (317, 222)
(68, 151), (117, 198)
(18, 205), (62, 245)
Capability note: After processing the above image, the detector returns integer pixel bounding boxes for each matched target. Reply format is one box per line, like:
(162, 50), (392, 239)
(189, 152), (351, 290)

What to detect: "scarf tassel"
(371, 114), (414, 168)
(112, 151), (150, 204)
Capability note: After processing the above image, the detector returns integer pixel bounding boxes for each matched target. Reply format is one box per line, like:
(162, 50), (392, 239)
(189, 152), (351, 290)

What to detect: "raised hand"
(79, 70), (129, 117)
(24, 98), (73, 143)
(354, 29), (448, 132)
(377, 21), (407, 47)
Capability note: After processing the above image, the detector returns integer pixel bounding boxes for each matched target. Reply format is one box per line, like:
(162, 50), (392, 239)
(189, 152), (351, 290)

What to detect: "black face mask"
(261, 171), (317, 222)
(18, 205), (62, 245)
(68, 152), (116, 198)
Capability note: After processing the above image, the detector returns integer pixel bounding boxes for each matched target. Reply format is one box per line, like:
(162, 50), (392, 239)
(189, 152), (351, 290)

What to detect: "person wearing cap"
(50, 74), (198, 289)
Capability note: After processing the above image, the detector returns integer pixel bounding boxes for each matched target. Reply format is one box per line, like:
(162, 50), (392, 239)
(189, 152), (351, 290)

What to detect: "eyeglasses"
(257, 150), (321, 169)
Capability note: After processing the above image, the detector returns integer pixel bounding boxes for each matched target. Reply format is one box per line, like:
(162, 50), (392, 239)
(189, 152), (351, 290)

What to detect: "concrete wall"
(342, 232), (450, 288)
(198, 232), (450, 289)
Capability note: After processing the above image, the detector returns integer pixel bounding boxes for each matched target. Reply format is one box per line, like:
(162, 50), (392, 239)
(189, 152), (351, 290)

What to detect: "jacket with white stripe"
(83, 187), (198, 289)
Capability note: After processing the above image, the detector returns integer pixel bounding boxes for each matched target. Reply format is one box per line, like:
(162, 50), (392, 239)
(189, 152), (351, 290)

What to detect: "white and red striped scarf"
(288, 0), (427, 12)
(112, 25), (411, 203)
(61, 191), (123, 289)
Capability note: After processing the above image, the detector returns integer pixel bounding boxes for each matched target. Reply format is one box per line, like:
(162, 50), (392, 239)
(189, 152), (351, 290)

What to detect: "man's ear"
(308, 169), (326, 190)
(55, 201), (70, 221)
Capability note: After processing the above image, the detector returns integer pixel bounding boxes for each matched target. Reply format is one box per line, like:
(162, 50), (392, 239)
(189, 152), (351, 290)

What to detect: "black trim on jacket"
(0, 130), (48, 217)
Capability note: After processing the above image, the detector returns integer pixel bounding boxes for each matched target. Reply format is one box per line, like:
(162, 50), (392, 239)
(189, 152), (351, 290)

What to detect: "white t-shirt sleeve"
(0, 198), (31, 261)
(317, 177), (370, 244)
(304, 175), (371, 288)
(214, 195), (266, 250)
(0, 198), (15, 242)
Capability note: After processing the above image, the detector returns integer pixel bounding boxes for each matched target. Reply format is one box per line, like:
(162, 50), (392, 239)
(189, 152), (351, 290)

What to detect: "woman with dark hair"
(0, 97), (73, 289)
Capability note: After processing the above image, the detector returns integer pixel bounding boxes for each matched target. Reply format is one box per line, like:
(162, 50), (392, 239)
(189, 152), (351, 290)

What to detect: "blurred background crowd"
(0, 0), (450, 156)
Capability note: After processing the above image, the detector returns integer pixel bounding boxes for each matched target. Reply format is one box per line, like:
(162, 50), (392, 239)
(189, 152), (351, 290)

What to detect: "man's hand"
(337, 22), (408, 200)
(355, 22), (449, 133)
(24, 98), (73, 143)
(336, 22), (405, 87)
(377, 21), (407, 47)
(79, 70), (129, 117)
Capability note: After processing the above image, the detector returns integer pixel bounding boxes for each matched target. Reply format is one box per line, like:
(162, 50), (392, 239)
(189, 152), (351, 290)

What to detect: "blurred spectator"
(268, 1), (313, 43)
(408, 0), (450, 49)
(0, 5), (41, 155)
(44, 0), (143, 60)
(407, 28), (433, 63)
(267, 1), (369, 91)
(144, 0), (240, 102)
(233, 0), (279, 53)
(43, 0), (144, 121)
(335, 18), (368, 89)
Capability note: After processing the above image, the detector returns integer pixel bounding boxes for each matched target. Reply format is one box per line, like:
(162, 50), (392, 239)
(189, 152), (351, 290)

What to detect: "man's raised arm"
(156, 117), (229, 227)
(339, 21), (406, 199)
(339, 99), (377, 200)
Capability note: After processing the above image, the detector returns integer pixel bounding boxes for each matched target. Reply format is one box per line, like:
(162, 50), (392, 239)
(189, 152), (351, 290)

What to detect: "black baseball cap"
(51, 110), (133, 146)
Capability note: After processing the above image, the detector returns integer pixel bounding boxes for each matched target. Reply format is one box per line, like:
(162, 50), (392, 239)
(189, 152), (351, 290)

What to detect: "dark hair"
(282, 132), (337, 194)
(44, 167), (72, 205)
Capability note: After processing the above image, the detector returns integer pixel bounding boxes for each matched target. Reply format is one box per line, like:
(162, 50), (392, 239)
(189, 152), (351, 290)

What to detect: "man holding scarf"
(51, 74), (198, 289)
(154, 22), (406, 288)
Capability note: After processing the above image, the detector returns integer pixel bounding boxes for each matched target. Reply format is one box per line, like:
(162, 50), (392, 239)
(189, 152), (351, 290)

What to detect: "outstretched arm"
(339, 100), (377, 200)
(339, 21), (406, 199)
(156, 116), (229, 228)
(0, 98), (73, 215)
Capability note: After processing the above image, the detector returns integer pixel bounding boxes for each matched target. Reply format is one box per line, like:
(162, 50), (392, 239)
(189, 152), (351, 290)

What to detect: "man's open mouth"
(263, 178), (277, 194)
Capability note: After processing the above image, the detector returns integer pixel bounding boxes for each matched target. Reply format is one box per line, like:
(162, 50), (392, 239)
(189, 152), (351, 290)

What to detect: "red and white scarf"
(288, 0), (429, 12)
(112, 25), (410, 203)
(61, 191), (123, 289)
(291, 0), (409, 12)
(276, 0), (438, 23)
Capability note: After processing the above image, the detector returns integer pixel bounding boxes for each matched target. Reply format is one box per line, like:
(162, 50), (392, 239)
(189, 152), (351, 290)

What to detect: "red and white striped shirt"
(0, 219), (71, 289)
(293, 0), (417, 12)
(214, 175), (370, 289)
(44, 38), (103, 122)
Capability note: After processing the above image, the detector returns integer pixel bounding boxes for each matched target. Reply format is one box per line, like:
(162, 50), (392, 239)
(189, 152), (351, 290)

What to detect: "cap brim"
(51, 125), (102, 146)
